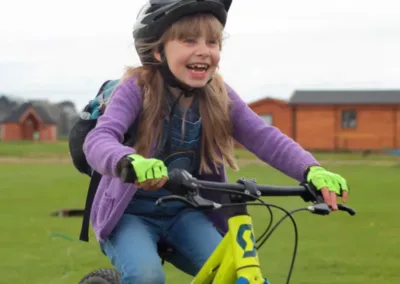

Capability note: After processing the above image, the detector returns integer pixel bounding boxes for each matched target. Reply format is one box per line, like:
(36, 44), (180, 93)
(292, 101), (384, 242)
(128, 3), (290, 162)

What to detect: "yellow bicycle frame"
(191, 214), (267, 284)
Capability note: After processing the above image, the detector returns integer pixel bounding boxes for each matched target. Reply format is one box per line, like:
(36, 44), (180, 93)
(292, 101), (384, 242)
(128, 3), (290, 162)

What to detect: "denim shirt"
(84, 76), (320, 241)
(124, 94), (202, 215)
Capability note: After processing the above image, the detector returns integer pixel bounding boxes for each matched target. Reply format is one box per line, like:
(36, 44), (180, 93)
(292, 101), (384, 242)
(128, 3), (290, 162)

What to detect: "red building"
(248, 90), (400, 151)
(0, 102), (57, 141)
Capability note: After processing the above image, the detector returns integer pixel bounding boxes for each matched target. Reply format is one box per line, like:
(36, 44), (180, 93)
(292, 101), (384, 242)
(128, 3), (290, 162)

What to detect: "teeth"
(188, 63), (208, 69)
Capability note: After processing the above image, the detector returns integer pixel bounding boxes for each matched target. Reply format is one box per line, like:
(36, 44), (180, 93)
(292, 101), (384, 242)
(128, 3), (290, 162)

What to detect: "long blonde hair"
(122, 14), (238, 174)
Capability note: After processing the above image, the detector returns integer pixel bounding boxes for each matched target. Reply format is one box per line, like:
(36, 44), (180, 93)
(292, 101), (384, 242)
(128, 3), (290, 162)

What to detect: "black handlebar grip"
(300, 182), (325, 203)
(163, 169), (188, 195)
(163, 170), (179, 191)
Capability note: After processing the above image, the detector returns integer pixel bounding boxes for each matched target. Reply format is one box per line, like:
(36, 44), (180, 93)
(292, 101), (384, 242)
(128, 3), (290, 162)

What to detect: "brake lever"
(155, 195), (198, 208)
(308, 203), (356, 216)
(338, 204), (356, 216)
(155, 194), (221, 210)
(191, 194), (221, 210)
(307, 203), (331, 215)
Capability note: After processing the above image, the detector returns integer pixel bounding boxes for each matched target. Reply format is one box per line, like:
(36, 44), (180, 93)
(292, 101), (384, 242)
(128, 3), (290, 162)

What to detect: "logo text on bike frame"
(236, 224), (257, 258)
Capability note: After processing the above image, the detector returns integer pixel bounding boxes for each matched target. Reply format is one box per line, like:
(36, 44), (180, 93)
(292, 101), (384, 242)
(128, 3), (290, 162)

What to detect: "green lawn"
(1, 160), (399, 283)
(1, 140), (399, 162)
(0, 141), (69, 158)
(235, 147), (399, 162)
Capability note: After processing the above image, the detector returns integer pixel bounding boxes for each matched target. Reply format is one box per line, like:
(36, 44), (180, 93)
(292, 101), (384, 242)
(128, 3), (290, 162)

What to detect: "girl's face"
(155, 35), (221, 88)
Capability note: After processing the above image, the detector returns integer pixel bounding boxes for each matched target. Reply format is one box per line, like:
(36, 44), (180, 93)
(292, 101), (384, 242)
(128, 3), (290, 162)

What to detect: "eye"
(183, 38), (196, 44)
(208, 39), (219, 45)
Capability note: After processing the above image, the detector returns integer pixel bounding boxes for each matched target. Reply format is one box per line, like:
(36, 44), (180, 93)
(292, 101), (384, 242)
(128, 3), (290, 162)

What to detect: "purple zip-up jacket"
(83, 76), (319, 242)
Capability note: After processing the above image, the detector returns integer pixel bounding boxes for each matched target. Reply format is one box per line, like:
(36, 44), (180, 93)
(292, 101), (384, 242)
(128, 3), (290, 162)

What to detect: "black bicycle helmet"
(133, 0), (232, 42)
(133, 0), (232, 93)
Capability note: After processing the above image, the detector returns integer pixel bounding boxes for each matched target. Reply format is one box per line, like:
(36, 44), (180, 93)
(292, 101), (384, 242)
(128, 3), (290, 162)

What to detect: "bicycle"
(79, 168), (355, 284)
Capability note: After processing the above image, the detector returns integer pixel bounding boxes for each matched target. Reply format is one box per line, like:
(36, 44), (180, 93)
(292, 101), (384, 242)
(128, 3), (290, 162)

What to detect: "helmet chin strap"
(157, 45), (212, 98)
(157, 45), (213, 156)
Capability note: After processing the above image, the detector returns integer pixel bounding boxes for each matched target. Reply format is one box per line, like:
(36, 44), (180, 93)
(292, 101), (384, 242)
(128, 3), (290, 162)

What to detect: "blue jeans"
(100, 199), (222, 284)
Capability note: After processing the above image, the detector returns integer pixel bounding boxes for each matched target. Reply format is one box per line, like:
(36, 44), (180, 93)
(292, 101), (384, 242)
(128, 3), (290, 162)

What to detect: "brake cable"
(200, 187), (301, 284)
(198, 187), (274, 245)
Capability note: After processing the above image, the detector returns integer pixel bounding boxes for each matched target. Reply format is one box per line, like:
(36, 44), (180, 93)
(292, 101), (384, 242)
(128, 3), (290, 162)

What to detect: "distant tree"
(57, 110), (70, 137)
(0, 95), (21, 122)
(56, 100), (79, 137)
(56, 100), (78, 114)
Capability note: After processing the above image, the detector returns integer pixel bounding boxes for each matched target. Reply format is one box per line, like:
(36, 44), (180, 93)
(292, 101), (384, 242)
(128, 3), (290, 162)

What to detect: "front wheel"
(79, 268), (120, 284)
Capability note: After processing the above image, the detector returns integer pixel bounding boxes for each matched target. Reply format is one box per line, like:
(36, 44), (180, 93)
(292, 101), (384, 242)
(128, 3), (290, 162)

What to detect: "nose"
(195, 41), (211, 57)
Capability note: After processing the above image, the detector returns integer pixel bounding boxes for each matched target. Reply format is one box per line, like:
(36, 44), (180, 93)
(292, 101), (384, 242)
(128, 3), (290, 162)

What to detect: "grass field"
(0, 141), (69, 158)
(1, 142), (399, 283)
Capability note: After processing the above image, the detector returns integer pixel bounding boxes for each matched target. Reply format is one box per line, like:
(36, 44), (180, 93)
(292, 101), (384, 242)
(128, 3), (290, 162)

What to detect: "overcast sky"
(1, 0), (400, 110)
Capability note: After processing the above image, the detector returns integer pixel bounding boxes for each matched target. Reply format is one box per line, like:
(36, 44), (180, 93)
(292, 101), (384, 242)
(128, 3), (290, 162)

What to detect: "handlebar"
(121, 167), (355, 284)
(148, 169), (356, 216)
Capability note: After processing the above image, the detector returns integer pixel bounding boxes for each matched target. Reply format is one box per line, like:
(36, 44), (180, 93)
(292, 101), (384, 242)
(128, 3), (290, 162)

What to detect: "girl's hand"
(305, 166), (349, 210)
(135, 177), (168, 191)
(118, 154), (169, 190)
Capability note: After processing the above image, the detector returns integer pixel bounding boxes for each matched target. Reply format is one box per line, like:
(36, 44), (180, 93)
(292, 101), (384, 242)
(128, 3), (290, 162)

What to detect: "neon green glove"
(126, 154), (168, 183)
(306, 166), (349, 195)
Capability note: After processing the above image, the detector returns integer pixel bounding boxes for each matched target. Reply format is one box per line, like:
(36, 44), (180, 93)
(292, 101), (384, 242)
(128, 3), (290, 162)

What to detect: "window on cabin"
(260, 114), (273, 125)
(341, 110), (357, 129)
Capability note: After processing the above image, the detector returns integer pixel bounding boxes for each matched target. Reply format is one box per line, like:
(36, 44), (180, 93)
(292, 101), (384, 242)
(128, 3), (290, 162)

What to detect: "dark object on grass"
(50, 209), (85, 217)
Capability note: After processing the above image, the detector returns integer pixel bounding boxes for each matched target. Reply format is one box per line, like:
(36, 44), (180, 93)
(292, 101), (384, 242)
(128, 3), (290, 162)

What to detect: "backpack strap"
(79, 119), (139, 242)
(79, 170), (102, 242)
(97, 80), (112, 96)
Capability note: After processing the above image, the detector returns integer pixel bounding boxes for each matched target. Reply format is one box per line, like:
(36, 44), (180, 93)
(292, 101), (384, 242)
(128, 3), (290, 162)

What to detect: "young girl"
(83, 1), (349, 283)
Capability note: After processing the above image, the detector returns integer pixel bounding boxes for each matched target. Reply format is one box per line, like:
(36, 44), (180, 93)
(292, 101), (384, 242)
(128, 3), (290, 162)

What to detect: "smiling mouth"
(186, 63), (210, 73)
